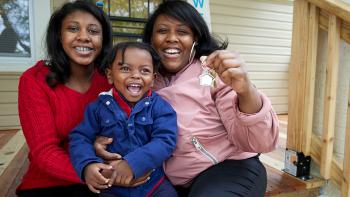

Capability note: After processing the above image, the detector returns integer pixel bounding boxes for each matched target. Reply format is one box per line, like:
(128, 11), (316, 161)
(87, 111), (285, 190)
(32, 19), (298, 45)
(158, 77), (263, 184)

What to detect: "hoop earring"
(189, 42), (197, 63)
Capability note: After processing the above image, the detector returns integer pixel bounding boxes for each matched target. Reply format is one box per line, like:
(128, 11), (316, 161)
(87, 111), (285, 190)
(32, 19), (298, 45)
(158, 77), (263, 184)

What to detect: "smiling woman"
(16, 1), (113, 197)
(95, 1), (279, 197)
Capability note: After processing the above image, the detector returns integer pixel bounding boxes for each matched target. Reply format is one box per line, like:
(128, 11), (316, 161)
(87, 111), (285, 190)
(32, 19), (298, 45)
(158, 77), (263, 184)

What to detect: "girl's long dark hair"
(143, 0), (227, 59)
(45, 1), (112, 87)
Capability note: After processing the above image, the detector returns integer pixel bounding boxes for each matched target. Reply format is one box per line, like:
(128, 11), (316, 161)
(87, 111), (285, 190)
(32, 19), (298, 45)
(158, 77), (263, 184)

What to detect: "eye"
(88, 26), (101, 35)
(156, 28), (168, 34)
(67, 26), (79, 32)
(140, 67), (152, 75)
(177, 28), (190, 35)
(119, 64), (130, 72)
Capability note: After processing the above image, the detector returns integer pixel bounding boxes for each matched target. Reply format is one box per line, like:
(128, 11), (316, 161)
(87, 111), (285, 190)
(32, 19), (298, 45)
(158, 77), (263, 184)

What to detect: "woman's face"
(60, 11), (103, 68)
(151, 14), (195, 74)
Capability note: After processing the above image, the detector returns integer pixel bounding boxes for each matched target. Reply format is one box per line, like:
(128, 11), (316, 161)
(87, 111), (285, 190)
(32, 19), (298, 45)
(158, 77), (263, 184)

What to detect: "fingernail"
(200, 56), (207, 64)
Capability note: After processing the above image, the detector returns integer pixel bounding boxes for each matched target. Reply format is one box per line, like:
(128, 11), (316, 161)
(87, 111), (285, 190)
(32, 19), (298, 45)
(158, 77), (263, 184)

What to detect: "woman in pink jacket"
(97, 1), (279, 196)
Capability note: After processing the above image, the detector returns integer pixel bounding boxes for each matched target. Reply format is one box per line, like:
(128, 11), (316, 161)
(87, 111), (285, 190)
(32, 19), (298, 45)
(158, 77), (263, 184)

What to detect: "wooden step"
(0, 129), (28, 197)
(265, 164), (325, 197)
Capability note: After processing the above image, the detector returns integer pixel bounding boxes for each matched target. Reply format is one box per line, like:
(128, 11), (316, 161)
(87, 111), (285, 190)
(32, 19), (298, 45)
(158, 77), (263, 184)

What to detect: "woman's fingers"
(111, 170), (151, 187)
(200, 50), (251, 93)
(100, 150), (122, 161)
(123, 175), (133, 185)
(87, 183), (101, 194)
(94, 163), (112, 184)
(129, 176), (150, 187)
(129, 170), (152, 186)
(108, 170), (118, 187)
(94, 136), (122, 160)
(115, 174), (122, 185)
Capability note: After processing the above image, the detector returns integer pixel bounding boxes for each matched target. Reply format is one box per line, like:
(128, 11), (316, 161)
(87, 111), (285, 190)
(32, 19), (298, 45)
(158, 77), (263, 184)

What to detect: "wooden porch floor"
(0, 114), (325, 197)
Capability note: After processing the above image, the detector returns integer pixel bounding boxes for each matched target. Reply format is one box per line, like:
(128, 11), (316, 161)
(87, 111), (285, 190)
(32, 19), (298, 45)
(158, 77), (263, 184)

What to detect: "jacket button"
(105, 119), (110, 123)
(145, 101), (150, 105)
(106, 101), (110, 105)
(141, 117), (146, 121)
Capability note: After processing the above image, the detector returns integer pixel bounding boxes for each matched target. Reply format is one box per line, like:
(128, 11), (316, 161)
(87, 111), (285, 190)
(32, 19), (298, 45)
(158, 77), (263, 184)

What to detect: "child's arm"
(69, 102), (108, 182)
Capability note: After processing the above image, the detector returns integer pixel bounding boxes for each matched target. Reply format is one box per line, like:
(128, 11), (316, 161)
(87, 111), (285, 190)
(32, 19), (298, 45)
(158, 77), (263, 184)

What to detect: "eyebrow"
(117, 61), (125, 66)
(66, 21), (100, 27)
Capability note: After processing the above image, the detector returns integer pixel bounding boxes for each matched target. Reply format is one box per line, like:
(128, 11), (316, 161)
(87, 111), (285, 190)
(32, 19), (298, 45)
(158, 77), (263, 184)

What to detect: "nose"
(130, 70), (141, 79)
(77, 30), (91, 42)
(165, 30), (179, 42)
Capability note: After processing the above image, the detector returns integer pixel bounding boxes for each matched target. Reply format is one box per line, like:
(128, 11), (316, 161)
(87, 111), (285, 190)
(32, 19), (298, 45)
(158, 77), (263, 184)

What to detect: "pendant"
(199, 69), (215, 86)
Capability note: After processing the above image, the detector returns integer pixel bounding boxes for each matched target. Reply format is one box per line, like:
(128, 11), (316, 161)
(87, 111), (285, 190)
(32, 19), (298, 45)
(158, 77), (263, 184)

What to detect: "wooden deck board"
(265, 165), (306, 196)
(0, 130), (28, 197)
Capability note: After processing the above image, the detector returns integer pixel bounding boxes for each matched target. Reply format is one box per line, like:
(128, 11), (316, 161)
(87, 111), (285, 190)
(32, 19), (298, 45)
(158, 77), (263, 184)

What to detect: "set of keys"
(198, 56), (217, 87)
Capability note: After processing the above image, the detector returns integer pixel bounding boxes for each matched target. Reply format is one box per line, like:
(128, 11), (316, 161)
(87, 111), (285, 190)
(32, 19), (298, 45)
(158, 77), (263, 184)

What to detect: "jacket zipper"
(190, 136), (219, 164)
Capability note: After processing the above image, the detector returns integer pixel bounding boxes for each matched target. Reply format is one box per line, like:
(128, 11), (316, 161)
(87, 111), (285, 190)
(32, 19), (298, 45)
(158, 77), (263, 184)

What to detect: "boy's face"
(106, 47), (155, 103)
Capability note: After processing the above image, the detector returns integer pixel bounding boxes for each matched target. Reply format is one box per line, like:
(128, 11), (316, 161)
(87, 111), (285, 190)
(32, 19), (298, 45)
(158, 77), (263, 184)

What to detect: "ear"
(150, 73), (157, 87)
(194, 37), (198, 45)
(105, 68), (113, 84)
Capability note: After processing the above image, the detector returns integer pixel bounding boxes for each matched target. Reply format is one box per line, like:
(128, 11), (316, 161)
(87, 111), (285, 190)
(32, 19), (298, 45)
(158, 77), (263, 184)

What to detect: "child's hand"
(84, 163), (113, 193)
(108, 160), (134, 186)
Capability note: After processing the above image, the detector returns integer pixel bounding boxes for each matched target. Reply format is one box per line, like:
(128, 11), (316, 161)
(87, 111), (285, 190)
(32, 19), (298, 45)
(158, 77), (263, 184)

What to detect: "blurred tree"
(0, 0), (30, 56)
(0, 12), (18, 53)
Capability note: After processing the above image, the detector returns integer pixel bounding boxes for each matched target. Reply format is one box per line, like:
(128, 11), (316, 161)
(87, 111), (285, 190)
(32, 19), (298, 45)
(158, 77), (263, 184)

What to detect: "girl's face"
(151, 14), (195, 74)
(60, 11), (102, 68)
(106, 47), (155, 104)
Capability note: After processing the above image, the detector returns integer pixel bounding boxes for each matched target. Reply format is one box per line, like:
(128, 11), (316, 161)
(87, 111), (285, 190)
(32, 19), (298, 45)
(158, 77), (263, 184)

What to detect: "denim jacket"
(69, 89), (177, 196)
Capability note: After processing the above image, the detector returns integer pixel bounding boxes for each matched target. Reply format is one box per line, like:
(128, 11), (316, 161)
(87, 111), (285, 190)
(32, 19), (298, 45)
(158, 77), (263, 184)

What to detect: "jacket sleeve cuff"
(123, 155), (144, 179)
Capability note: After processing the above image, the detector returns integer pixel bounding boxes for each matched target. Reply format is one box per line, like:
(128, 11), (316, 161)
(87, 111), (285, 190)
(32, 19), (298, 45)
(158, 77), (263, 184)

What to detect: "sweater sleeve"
(18, 73), (81, 183)
(123, 97), (177, 178)
(213, 79), (279, 153)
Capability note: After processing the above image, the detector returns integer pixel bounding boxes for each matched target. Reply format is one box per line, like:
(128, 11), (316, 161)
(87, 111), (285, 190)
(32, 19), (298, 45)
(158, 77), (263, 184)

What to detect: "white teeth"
(129, 84), (141, 88)
(164, 49), (180, 54)
(127, 83), (142, 94)
(75, 47), (92, 52)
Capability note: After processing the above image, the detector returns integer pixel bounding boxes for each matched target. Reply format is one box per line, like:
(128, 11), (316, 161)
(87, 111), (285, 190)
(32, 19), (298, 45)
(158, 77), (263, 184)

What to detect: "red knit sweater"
(17, 60), (111, 190)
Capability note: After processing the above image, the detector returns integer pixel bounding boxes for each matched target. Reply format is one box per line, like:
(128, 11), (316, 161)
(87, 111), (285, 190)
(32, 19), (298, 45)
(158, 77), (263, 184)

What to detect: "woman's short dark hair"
(143, 0), (227, 59)
(45, 0), (112, 87)
(101, 42), (160, 73)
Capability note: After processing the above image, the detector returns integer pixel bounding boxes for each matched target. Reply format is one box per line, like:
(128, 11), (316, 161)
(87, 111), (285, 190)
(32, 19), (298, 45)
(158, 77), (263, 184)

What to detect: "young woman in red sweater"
(17, 1), (112, 196)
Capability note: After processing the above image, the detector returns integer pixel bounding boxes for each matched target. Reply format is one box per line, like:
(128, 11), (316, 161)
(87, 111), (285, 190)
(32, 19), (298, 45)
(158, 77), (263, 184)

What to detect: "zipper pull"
(191, 136), (202, 151)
